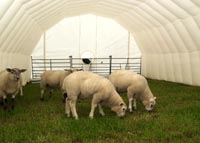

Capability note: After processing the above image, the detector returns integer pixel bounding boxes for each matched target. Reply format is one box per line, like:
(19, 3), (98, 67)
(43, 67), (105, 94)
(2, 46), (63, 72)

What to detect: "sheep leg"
(0, 96), (3, 105)
(98, 104), (105, 116)
(128, 97), (133, 112)
(49, 89), (53, 98)
(20, 86), (23, 96)
(89, 96), (99, 119)
(11, 96), (15, 110)
(70, 100), (78, 120)
(3, 96), (7, 110)
(133, 98), (137, 110)
(11, 91), (18, 110)
(0, 99), (3, 106)
(65, 98), (71, 117)
(40, 89), (45, 101)
(63, 93), (68, 103)
(127, 88), (133, 112)
(20, 78), (23, 96)
(89, 103), (97, 119)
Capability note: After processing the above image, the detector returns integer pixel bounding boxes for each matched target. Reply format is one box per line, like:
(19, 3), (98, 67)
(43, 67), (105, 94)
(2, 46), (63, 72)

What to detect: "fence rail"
(31, 56), (141, 80)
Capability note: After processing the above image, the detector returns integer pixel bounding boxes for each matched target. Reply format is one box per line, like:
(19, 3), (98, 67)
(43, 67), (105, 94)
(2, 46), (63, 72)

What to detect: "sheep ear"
(153, 97), (157, 100)
(77, 69), (83, 71)
(111, 106), (117, 112)
(64, 69), (73, 72)
(20, 69), (26, 73)
(6, 68), (12, 73)
(142, 100), (148, 105)
(72, 68), (83, 72)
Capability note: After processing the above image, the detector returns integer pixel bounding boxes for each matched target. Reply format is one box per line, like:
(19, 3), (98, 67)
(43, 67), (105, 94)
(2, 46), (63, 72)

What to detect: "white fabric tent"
(32, 14), (140, 59)
(0, 0), (200, 86)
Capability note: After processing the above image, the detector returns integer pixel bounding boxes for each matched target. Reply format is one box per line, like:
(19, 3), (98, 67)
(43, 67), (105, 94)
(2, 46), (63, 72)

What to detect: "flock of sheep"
(0, 68), (156, 120)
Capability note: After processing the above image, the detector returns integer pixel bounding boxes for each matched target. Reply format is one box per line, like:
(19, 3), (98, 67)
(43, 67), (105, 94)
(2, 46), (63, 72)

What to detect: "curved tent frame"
(0, 0), (200, 85)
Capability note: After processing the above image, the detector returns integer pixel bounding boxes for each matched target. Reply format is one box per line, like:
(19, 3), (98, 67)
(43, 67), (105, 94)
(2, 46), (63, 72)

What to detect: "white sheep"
(62, 71), (127, 119)
(108, 70), (156, 112)
(0, 68), (26, 110)
(40, 69), (82, 101)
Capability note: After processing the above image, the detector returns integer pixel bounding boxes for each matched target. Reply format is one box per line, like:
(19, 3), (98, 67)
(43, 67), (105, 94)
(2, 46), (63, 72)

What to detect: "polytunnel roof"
(0, 0), (200, 55)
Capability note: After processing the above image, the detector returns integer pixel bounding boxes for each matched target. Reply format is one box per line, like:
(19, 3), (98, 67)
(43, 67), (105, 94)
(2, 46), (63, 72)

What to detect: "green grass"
(0, 80), (200, 143)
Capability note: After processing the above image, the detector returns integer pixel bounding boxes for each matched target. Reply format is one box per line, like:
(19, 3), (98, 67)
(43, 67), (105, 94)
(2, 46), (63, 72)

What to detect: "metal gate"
(31, 56), (141, 80)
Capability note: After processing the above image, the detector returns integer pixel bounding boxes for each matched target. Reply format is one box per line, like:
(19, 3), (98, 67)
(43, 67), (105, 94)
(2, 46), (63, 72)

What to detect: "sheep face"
(111, 102), (127, 118)
(6, 68), (26, 81)
(142, 97), (156, 111)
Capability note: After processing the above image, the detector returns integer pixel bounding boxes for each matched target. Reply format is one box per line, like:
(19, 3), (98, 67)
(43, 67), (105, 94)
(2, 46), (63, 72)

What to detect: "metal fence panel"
(31, 56), (141, 80)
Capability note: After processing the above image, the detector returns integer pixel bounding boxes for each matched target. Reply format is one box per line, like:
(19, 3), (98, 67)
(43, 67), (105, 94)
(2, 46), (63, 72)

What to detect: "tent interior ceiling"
(32, 14), (141, 59)
(0, 0), (200, 86)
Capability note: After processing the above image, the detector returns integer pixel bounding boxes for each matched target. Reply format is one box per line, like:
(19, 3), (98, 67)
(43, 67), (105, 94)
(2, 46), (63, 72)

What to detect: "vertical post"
(95, 15), (98, 72)
(127, 31), (131, 70)
(50, 59), (52, 70)
(43, 32), (46, 71)
(140, 56), (142, 75)
(79, 16), (81, 59)
(78, 16), (82, 67)
(69, 56), (73, 69)
(128, 32), (131, 59)
(31, 56), (34, 80)
(109, 55), (112, 74)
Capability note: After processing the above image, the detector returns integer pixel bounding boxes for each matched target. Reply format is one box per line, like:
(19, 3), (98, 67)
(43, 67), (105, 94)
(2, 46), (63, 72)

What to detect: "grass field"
(0, 79), (200, 143)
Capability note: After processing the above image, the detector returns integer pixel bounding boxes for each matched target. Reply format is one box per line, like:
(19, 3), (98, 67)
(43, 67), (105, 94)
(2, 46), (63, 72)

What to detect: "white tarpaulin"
(32, 14), (141, 59)
(0, 0), (200, 86)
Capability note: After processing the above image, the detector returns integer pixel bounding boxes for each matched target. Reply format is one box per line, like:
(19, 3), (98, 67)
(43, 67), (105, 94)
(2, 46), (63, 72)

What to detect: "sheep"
(108, 70), (156, 112)
(0, 68), (26, 110)
(62, 71), (127, 119)
(40, 69), (82, 101)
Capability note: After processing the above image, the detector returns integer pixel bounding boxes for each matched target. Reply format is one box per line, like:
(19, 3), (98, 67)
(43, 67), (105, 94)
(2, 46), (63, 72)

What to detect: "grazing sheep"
(62, 71), (127, 119)
(108, 70), (156, 112)
(0, 68), (26, 110)
(40, 69), (82, 101)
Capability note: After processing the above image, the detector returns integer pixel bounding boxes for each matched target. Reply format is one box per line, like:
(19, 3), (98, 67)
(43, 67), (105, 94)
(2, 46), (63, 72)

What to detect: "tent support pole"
(43, 32), (46, 71)
(127, 32), (131, 69)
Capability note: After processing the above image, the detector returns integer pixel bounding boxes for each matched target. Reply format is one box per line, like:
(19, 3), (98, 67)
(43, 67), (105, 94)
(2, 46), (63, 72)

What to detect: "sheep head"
(111, 102), (127, 118)
(142, 97), (156, 111)
(6, 68), (26, 81)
